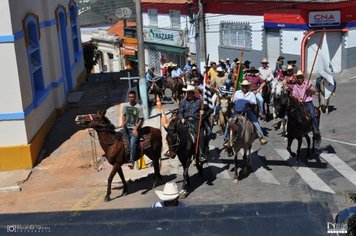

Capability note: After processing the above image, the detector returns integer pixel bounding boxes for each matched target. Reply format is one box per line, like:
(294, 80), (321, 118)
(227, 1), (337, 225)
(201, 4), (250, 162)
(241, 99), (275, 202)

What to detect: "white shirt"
(258, 66), (274, 82)
(172, 68), (183, 78)
(233, 90), (257, 113)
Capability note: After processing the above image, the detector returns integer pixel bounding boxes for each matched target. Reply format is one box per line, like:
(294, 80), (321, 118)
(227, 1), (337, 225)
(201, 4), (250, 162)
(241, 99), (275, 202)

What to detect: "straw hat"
(192, 66), (197, 70)
(155, 182), (182, 201)
(183, 84), (196, 92)
(226, 58), (230, 61)
(296, 70), (304, 77)
(287, 65), (294, 70)
(163, 63), (168, 67)
(261, 58), (269, 64)
(168, 62), (173, 67)
(240, 80), (252, 86)
(171, 63), (177, 67)
(216, 67), (224, 72)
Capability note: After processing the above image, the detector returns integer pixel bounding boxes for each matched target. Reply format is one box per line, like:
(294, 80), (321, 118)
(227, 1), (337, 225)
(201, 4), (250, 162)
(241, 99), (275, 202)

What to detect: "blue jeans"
(214, 103), (221, 121)
(255, 92), (264, 115)
(304, 101), (320, 134)
(127, 128), (139, 163)
(223, 109), (265, 140)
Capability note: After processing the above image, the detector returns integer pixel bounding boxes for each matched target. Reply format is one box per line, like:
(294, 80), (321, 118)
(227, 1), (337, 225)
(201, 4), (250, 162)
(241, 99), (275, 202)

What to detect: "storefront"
(143, 27), (188, 74)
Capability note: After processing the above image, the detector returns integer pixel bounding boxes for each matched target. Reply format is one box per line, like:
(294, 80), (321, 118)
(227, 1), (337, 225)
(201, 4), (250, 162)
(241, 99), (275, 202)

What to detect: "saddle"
(117, 129), (152, 160)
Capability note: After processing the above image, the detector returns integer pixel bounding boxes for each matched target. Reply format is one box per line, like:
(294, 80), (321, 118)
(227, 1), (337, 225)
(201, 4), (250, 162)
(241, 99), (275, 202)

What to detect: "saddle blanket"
(118, 129), (152, 157)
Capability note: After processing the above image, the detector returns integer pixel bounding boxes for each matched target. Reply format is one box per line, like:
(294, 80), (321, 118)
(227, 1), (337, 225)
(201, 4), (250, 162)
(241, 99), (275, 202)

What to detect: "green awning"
(127, 56), (138, 63)
(144, 42), (188, 54)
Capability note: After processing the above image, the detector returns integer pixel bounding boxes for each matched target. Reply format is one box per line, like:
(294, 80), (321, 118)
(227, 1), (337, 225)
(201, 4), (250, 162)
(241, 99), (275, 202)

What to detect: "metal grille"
(148, 49), (161, 71)
(220, 22), (252, 49)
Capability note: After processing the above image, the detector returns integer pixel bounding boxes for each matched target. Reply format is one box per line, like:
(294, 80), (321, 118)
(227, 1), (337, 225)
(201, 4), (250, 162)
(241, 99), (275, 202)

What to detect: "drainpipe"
(300, 28), (349, 73)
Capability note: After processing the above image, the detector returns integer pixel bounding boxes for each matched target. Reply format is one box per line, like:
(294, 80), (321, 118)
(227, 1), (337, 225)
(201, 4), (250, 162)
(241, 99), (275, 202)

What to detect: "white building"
(0, 0), (85, 171)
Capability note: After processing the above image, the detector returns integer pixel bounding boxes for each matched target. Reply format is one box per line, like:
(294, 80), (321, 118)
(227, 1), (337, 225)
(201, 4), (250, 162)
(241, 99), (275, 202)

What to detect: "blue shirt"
(233, 90), (257, 113)
(178, 97), (201, 121)
(172, 68), (183, 78)
(183, 63), (192, 74)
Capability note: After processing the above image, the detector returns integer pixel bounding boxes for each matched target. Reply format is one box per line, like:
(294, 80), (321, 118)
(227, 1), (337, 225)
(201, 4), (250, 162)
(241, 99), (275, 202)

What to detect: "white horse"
(271, 78), (287, 136)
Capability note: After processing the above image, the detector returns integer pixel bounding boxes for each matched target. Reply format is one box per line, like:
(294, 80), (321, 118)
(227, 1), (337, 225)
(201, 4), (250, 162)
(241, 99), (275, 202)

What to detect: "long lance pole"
(234, 49), (245, 92)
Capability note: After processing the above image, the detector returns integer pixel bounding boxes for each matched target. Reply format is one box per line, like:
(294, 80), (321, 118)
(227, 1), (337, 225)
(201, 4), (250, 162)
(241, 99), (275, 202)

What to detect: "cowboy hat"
(219, 59), (225, 63)
(287, 65), (294, 70)
(226, 58), (230, 61)
(168, 62), (173, 67)
(296, 70), (304, 77)
(216, 67), (224, 72)
(155, 182), (182, 201)
(163, 63), (168, 67)
(277, 56), (285, 60)
(171, 63), (178, 67)
(287, 60), (297, 65)
(182, 84), (196, 92)
(240, 80), (252, 86)
(192, 66), (197, 70)
(248, 66), (259, 74)
(244, 60), (251, 66)
(261, 58), (269, 64)
(187, 57), (192, 61)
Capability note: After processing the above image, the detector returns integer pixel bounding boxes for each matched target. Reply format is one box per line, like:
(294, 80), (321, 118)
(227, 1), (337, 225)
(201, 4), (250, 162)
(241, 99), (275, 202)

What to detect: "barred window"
(220, 22), (251, 49)
(170, 10), (180, 29)
(148, 9), (158, 26)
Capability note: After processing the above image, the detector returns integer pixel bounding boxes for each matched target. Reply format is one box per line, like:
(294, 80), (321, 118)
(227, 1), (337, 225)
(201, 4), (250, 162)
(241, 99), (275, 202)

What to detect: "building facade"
(205, 0), (356, 73)
(142, 0), (197, 73)
(0, 0), (85, 171)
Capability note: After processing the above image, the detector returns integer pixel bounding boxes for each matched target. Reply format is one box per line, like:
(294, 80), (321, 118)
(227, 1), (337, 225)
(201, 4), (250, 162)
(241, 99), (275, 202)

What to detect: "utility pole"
(135, 0), (149, 119)
(198, 0), (206, 69)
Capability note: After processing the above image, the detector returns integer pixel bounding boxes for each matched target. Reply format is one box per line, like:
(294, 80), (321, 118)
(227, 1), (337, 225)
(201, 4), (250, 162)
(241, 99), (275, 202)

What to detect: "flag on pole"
(235, 63), (244, 91)
(203, 71), (214, 110)
(316, 34), (335, 99)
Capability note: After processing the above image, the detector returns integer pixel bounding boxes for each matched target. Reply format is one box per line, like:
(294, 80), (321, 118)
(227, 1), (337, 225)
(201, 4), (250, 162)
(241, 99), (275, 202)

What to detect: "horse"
(164, 111), (204, 198)
(261, 81), (272, 121)
(317, 77), (332, 115)
(75, 110), (163, 201)
(275, 94), (318, 164)
(164, 76), (185, 103)
(228, 113), (258, 181)
(271, 79), (287, 136)
(218, 96), (233, 134)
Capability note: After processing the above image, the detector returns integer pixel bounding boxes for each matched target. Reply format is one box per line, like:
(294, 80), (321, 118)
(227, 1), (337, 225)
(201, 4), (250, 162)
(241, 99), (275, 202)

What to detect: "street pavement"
(0, 73), (355, 231)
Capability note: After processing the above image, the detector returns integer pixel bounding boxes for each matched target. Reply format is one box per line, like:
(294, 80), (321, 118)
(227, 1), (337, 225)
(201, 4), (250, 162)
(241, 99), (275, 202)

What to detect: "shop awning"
(144, 42), (188, 54)
(127, 56), (138, 63)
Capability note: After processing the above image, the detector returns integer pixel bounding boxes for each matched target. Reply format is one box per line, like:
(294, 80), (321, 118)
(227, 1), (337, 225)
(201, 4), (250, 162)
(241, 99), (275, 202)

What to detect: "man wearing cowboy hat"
(189, 66), (203, 86)
(152, 182), (184, 207)
(292, 70), (321, 144)
(245, 67), (266, 119)
(283, 65), (297, 93)
(146, 67), (159, 93)
(258, 58), (274, 83)
(171, 63), (183, 79)
(183, 58), (192, 81)
(178, 85), (207, 163)
(225, 58), (231, 73)
(224, 80), (267, 145)
(287, 59), (298, 74)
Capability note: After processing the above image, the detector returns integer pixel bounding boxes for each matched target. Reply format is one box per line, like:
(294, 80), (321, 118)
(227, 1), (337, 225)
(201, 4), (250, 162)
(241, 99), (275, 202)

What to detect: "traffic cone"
(137, 155), (148, 170)
(161, 107), (169, 126)
(156, 95), (162, 110)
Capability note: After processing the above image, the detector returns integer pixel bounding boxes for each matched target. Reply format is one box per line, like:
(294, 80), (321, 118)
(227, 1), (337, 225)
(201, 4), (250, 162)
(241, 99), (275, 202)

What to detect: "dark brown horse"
(164, 76), (185, 103)
(75, 111), (163, 201)
(262, 81), (272, 121)
(275, 95), (319, 164)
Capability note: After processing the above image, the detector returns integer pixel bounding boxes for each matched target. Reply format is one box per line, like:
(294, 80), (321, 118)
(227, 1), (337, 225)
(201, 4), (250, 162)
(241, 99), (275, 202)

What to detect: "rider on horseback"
(258, 58), (274, 85)
(283, 65), (297, 93)
(122, 91), (144, 169)
(146, 67), (159, 92)
(224, 80), (268, 146)
(178, 85), (207, 163)
(244, 67), (266, 120)
(292, 70), (321, 143)
(214, 78), (233, 123)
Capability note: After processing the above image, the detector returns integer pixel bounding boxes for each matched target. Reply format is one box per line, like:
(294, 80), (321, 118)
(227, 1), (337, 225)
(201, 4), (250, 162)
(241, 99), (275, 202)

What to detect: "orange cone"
(156, 95), (162, 110)
(161, 107), (169, 126)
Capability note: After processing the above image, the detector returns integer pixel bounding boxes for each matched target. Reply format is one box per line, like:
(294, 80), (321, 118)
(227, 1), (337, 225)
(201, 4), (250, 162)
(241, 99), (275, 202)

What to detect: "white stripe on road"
(320, 153), (356, 186)
(322, 138), (356, 147)
(208, 163), (232, 180)
(274, 148), (335, 194)
(239, 150), (280, 185)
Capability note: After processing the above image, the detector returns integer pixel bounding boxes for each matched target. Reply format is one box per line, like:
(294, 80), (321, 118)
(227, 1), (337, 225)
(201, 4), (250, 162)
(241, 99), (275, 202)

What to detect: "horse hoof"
(104, 195), (111, 202)
(180, 190), (188, 199)
(233, 179), (238, 184)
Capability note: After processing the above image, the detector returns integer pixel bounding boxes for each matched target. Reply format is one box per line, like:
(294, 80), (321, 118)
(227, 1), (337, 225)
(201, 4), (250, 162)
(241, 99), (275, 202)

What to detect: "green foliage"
(82, 41), (100, 73)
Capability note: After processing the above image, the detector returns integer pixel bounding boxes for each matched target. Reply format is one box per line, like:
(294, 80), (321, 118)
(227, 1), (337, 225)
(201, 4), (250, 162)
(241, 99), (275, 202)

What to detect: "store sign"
(309, 11), (340, 27)
(143, 27), (185, 47)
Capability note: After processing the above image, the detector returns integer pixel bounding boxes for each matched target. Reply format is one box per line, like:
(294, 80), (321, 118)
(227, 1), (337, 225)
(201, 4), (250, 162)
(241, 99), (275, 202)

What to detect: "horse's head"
(274, 92), (290, 119)
(75, 110), (114, 130)
(164, 111), (180, 158)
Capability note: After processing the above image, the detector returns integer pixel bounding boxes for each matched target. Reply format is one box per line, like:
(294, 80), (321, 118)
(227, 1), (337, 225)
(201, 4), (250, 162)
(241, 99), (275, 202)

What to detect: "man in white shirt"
(171, 63), (183, 78)
(258, 58), (274, 83)
(224, 80), (267, 145)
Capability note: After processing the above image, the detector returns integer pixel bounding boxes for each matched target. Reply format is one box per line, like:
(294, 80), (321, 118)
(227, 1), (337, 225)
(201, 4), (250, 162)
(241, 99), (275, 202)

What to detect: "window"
(148, 9), (158, 27)
(170, 10), (180, 29)
(69, 1), (80, 61)
(23, 13), (45, 107)
(220, 22), (252, 49)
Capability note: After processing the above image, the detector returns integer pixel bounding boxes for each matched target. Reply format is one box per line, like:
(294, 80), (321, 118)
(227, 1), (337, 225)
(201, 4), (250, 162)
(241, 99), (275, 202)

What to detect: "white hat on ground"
(155, 182), (181, 201)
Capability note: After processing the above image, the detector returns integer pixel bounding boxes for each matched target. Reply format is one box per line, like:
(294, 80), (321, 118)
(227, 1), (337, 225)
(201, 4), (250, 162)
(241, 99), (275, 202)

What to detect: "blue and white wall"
(0, 0), (85, 170)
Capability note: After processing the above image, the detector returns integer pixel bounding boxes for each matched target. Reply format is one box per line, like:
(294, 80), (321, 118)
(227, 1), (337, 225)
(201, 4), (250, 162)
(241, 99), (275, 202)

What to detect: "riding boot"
(258, 133), (268, 145)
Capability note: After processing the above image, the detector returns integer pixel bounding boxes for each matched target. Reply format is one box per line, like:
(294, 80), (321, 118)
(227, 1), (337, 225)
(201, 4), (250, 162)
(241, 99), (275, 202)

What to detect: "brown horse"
(165, 76), (185, 103)
(75, 111), (163, 201)
(228, 115), (258, 181)
(218, 97), (233, 134)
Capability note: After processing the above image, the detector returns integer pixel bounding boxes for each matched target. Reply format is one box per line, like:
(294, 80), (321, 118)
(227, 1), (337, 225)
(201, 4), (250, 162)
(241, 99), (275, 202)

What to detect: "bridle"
(87, 116), (119, 146)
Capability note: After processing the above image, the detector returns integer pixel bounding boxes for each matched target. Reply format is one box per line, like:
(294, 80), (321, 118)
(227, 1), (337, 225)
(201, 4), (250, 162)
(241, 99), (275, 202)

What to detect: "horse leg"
(296, 137), (302, 167)
(117, 165), (128, 196)
(304, 134), (311, 160)
(233, 150), (239, 183)
(287, 137), (296, 157)
(242, 150), (248, 176)
(105, 164), (119, 202)
(181, 161), (190, 198)
(151, 150), (162, 189)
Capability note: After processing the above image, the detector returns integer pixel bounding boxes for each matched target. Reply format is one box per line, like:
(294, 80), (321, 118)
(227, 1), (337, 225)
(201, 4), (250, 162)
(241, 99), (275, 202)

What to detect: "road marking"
(320, 153), (356, 186)
(207, 163), (232, 179)
(238, 150), (280, 185)
(71, 189), (106, 211)
(274, 148), (335, 194)
(322, 138), (356, 147)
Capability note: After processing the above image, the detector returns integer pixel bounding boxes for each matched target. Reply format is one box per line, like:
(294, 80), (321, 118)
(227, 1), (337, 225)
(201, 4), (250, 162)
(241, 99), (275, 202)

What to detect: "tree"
(82, 41), (100, 74)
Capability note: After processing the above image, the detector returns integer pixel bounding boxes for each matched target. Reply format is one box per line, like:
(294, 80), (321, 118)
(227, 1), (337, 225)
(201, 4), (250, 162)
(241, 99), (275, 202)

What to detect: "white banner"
(143, 27), (185, 47)
(309, 11), (340, 27)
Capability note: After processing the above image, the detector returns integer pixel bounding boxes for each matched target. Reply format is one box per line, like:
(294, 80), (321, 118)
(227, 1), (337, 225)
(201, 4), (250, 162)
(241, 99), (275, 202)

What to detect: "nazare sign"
(309, 11), (340, 27)
(143, 27), (185, 47)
